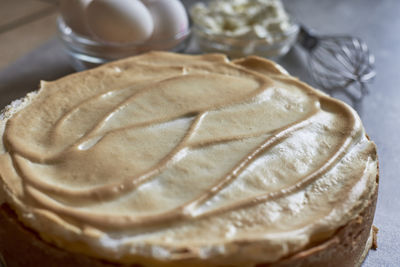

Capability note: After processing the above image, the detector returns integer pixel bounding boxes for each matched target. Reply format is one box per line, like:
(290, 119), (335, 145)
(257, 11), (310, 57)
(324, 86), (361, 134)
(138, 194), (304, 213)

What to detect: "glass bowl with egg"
(57, 0), (191, 70)
(190, 0), (299, 59)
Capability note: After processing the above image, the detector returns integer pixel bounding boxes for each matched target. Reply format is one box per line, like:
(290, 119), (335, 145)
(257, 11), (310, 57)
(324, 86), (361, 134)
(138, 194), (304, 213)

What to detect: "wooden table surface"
(0, 0), (60, 71)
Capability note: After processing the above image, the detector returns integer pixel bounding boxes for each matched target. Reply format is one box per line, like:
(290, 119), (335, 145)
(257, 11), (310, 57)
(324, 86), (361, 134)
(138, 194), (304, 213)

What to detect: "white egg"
(60, 0), (92, 36)
(142, 0), (189, 45)
(86, 0), (154, 44)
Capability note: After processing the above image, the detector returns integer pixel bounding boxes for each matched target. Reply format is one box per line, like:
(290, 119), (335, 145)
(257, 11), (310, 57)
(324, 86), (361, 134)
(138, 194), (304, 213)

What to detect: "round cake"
(0, 52), (378, 267)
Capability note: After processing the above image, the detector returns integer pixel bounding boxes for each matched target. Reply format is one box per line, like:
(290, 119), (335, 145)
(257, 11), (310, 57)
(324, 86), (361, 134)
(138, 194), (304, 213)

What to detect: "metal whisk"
(298, 26), (376, 103)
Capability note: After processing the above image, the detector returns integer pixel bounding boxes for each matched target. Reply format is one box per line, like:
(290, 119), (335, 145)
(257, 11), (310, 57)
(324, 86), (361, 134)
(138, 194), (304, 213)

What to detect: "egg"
(142, 0), (189, 46)
(86, 0), (154, 44)
(60, 0), (92, 36)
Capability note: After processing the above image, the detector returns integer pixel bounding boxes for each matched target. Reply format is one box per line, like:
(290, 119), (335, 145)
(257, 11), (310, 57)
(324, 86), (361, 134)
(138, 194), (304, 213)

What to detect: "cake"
(0, 52), (378, 267)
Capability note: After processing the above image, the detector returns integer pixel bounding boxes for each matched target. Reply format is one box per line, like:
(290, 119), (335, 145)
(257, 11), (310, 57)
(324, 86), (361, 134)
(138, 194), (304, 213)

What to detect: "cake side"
(0, 178), (378, 267)
(0, 52), (379, 266)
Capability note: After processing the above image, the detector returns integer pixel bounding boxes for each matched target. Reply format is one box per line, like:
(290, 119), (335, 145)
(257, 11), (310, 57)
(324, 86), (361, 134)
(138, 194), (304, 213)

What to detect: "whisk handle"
(298, 26), (319, 51)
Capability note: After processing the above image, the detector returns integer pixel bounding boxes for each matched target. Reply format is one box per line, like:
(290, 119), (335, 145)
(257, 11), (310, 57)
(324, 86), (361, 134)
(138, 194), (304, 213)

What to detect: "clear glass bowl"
(192, 22), (299, 59)
(57, 16), (191, 71)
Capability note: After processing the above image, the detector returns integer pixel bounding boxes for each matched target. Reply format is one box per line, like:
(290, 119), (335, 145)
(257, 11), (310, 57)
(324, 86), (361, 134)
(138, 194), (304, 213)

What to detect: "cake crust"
(0, 177), (378, 267)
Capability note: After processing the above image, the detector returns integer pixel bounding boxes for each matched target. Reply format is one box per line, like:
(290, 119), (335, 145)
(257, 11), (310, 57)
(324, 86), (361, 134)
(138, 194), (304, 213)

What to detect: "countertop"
(0, 0), (399, 266)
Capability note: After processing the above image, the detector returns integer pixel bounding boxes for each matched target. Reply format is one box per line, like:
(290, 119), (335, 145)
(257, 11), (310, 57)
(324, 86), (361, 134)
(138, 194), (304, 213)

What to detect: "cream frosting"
(0, 52), (378, 266)
(191, 0), (292, 41)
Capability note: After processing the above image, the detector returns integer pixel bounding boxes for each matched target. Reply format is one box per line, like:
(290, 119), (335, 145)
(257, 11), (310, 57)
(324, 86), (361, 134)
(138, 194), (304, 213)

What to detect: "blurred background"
(0, 0), (399, 266)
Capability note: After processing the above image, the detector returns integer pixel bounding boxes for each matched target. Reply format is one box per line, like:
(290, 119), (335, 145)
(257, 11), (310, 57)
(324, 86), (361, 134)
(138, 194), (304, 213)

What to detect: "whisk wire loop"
(298, 26), (375, 103)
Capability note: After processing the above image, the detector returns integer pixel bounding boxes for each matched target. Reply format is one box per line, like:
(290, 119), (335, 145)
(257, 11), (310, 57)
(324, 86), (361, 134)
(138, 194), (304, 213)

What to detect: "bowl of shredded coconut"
(190, 0), (299, 58)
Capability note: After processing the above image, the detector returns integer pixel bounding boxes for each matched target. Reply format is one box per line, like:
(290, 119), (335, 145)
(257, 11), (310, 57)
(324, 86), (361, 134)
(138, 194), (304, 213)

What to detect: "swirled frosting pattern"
(0, 52), (378, 266)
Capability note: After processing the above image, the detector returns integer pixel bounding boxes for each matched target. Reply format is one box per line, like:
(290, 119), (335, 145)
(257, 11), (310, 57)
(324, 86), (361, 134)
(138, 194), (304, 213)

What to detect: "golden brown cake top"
(0, 52), (378, 266)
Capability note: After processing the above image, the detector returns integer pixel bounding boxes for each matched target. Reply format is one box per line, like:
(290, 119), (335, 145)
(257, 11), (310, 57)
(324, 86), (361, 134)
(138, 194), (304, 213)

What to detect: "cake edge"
(0, 166), (379, 267)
